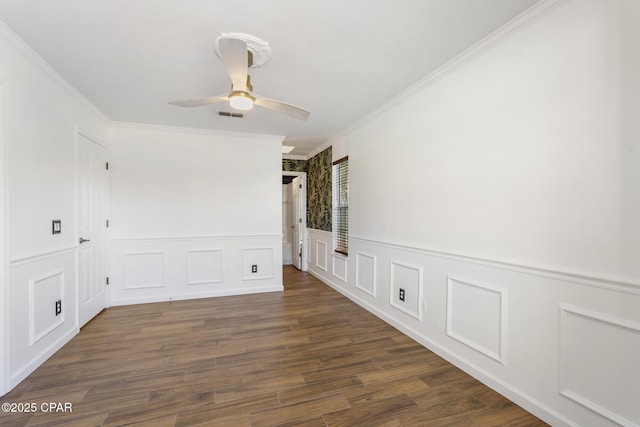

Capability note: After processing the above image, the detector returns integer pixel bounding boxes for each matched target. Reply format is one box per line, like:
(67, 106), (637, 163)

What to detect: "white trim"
(123, 251), (165, 290)
(0, 21), (110, 124)
(558, 304), (640, 427)
(10, 327), (78, 388)
(185, 248), (224, 285)
(110, 120), (285, 143)
(332, 253), (348, 282)
(111, 234), (282, 243)
(0, 81), (7, 396)
(241, 247), (275, 281)
(10, 245), (77, 266)
(351, 236), (640, 294)
(307, 268), (575, 427)
(29, 270), (65, 345)
(109, 285), (283, 307)
(324, 0), (571, 148)
(282, 171), (308, 271)
(316, 241), (328, 272)
(355, 251), (377, 297)
(389, 260), (423, 321)
(446, 275), (507, 365)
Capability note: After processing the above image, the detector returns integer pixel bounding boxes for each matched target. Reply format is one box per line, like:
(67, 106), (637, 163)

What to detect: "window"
(333, 156), (348, 255)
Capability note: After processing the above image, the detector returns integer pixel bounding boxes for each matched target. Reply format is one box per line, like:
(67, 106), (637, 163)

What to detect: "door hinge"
(106, 219), (109, 228)
(106, 276), (110, 285)
(106, 162), (109, 170)
(299, 218), (302, 223)
(299, 184), (302, 188)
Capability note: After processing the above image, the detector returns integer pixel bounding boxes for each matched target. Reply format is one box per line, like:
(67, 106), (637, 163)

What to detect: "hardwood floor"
(1, 266), (547, 426)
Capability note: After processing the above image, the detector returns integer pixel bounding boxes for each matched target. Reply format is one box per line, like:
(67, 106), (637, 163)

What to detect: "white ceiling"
(0, 0), (538, 156)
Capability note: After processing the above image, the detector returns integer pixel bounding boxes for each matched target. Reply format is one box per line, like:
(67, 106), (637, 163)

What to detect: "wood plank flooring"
(0, 266), (547, 426)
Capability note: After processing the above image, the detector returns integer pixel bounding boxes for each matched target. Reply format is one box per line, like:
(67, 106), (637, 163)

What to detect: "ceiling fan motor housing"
(214, 33), (272, 68)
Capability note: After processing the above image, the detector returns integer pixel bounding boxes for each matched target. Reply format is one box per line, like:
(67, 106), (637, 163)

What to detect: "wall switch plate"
(251, 264), (258, 273)
(55, 299), (62, 316)
(399, 288), (405, 302)
(52, 219), (62, 234)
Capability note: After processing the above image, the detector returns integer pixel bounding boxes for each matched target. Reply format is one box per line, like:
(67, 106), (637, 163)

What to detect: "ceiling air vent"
(218, 111), (244, 118)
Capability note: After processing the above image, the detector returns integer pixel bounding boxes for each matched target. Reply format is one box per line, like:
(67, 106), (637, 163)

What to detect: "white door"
(77, 134), (108, 327)
(291, 177), (302, 270)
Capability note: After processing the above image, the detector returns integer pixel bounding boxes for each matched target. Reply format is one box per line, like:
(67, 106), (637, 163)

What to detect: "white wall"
(308, 1), (640, 426)
(0, 22), (109, 395)
(108, 124), (284, 305)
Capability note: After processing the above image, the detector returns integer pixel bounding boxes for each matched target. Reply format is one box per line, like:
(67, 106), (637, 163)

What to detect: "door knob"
(79, 237), (91, 244)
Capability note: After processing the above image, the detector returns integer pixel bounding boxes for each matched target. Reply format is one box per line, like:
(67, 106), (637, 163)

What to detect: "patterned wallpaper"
(282, 159), (308, 172)
(306, 147), (332, 231)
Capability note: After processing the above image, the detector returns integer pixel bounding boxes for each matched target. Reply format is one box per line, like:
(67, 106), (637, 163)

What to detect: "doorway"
(282, 171), (307, 271)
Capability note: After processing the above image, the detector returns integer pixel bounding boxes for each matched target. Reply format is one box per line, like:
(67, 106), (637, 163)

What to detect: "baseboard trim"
(109, 285), (283, 307)
(307, 267), (577, 427)
(10, 326), (78, 389)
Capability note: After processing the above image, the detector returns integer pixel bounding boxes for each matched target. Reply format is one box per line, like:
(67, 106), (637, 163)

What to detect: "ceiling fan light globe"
(229, 92), (254, 111)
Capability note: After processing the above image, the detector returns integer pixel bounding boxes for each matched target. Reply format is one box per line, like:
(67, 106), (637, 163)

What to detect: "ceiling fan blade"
(219, 37), (248, 91)
(253, 94), (311, 121)
(168, 94), (228, 108)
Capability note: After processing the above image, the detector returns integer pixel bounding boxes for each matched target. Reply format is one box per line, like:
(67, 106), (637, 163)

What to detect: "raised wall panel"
(446, 275), (507, 364)
(316, 241), (328, 271)
(356, 252), (376, 297)
(187, 249), (223, 285)
(389, 260), (422, 320)
(559, 305), (640, 426)
(242, 248), (274, 280)
(29, 270), (65, 345)
(333, 255), (347, 282)
(124, 252), (165, 289)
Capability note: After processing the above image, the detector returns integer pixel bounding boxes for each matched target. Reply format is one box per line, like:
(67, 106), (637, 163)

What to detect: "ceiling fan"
(169, 34), (310, 121)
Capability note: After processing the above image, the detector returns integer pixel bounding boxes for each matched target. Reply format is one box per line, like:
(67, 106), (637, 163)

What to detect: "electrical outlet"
(251, 264), (258, 273)
(399, 288), (405, 302)
(55, 299), (62, 316)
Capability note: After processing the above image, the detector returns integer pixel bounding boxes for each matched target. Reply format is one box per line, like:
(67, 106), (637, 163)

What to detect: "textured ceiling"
(0, 0), (539, 155)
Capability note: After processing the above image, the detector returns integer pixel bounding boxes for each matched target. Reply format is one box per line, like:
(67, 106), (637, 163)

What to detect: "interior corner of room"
(0, 1), (639, 426)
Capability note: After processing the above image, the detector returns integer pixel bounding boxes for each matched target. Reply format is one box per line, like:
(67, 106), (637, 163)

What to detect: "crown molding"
(0, 20), (110, 124)
(325, 0), (572, 147)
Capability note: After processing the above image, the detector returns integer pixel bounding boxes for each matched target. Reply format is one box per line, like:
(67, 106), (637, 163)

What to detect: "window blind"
(333, 157), (348, 255)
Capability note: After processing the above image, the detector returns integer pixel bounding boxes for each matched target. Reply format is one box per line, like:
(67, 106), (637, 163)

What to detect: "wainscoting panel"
(124, 252), (165, 290)
(333, 255), (347, 283)
(29, 270), (65, 345)
(305, 233), (640, 427)
(110, 235), (282, 306)
(316, 241), (328, 272)
(9, 248), (78, 390)
(559, 304), (640, 426)
(446, 275), (506, 364)
(242, 247), (274, 281)
(356, 251), (376, 297)
(186, 249), (223, 285)
(389, 260), (423, 320)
